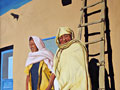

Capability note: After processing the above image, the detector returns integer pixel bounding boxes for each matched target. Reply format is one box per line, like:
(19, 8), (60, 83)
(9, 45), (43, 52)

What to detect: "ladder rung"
(85, 38), (104, 45)
(80, 0), (104, 11)
(78, 18), (104, 27)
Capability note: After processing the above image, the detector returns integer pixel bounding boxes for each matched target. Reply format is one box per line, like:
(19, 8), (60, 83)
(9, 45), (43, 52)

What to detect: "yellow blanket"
(24, 60), (53, 90)
(53, 40), (92, 90)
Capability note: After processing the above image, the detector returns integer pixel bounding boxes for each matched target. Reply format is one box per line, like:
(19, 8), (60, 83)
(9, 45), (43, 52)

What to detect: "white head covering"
(31, 36), (45, 50)
(25, 36), (54, 72)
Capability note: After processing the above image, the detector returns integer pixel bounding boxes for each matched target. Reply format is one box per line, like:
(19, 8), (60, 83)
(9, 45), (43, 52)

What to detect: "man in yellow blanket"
(47, 27), (92, 90)
(24, 36), (54, 90)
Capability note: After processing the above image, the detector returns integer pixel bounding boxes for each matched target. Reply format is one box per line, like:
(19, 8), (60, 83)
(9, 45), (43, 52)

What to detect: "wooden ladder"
(77, 0), (106, 90)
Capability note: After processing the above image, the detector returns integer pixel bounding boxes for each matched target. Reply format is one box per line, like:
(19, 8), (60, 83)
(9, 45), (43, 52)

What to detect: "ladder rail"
(99, 0), (105, 89)
(77, 0), (85, 40)
(78, 0), (106, 90)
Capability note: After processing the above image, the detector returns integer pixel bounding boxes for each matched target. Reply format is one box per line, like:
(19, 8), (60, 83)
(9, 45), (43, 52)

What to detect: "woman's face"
(59, 34), (72, 44)
(29, 39), (38, 52)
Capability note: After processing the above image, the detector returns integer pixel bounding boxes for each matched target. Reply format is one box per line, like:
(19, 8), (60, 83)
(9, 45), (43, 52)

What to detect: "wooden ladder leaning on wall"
(77, 0), (106, 90)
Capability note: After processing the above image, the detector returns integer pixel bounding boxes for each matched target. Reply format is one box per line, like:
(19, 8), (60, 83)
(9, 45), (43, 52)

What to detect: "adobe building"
(0, 0), (120, 90)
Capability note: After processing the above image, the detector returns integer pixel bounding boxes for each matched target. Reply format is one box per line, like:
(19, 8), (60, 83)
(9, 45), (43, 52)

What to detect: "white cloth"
(25, 36), (54, 72)
(54, 78), (59, 90)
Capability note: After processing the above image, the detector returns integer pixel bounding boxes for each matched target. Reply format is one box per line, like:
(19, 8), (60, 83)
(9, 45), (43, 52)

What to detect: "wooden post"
(77, 0), (85, 40)
(99, 0), (105, 90)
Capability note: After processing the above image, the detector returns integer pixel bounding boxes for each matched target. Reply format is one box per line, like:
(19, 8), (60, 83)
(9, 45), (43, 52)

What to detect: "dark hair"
(29, 37), (33, 41)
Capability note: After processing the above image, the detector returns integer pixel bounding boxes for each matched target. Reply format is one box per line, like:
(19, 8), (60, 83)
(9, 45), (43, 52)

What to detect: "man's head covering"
(56, 27), (75, 47)
(25, 36), (54, 72)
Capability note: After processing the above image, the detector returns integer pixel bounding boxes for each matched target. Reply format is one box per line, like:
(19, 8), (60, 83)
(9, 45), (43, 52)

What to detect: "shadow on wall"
(89, 58), (112, 90)
(83, 0), (115, 90)
(89, 58), (99, 90)
(105, 0), (115, 90)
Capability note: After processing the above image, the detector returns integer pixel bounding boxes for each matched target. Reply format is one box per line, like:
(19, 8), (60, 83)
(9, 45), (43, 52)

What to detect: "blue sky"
(0, 0), (32, 16)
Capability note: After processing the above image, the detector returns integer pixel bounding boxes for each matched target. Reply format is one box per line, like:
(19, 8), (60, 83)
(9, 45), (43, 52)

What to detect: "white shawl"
(25, 36), (54, 72)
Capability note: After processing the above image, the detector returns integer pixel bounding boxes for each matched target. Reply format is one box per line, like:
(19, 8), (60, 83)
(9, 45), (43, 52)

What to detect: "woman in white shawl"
(24, 36), (54, 90)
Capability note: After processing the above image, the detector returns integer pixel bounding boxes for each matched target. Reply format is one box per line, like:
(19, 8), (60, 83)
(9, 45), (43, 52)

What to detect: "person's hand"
(26, 75), (30, 90)
(45, 86), (51, 90)
(46, 73), (55, 90)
